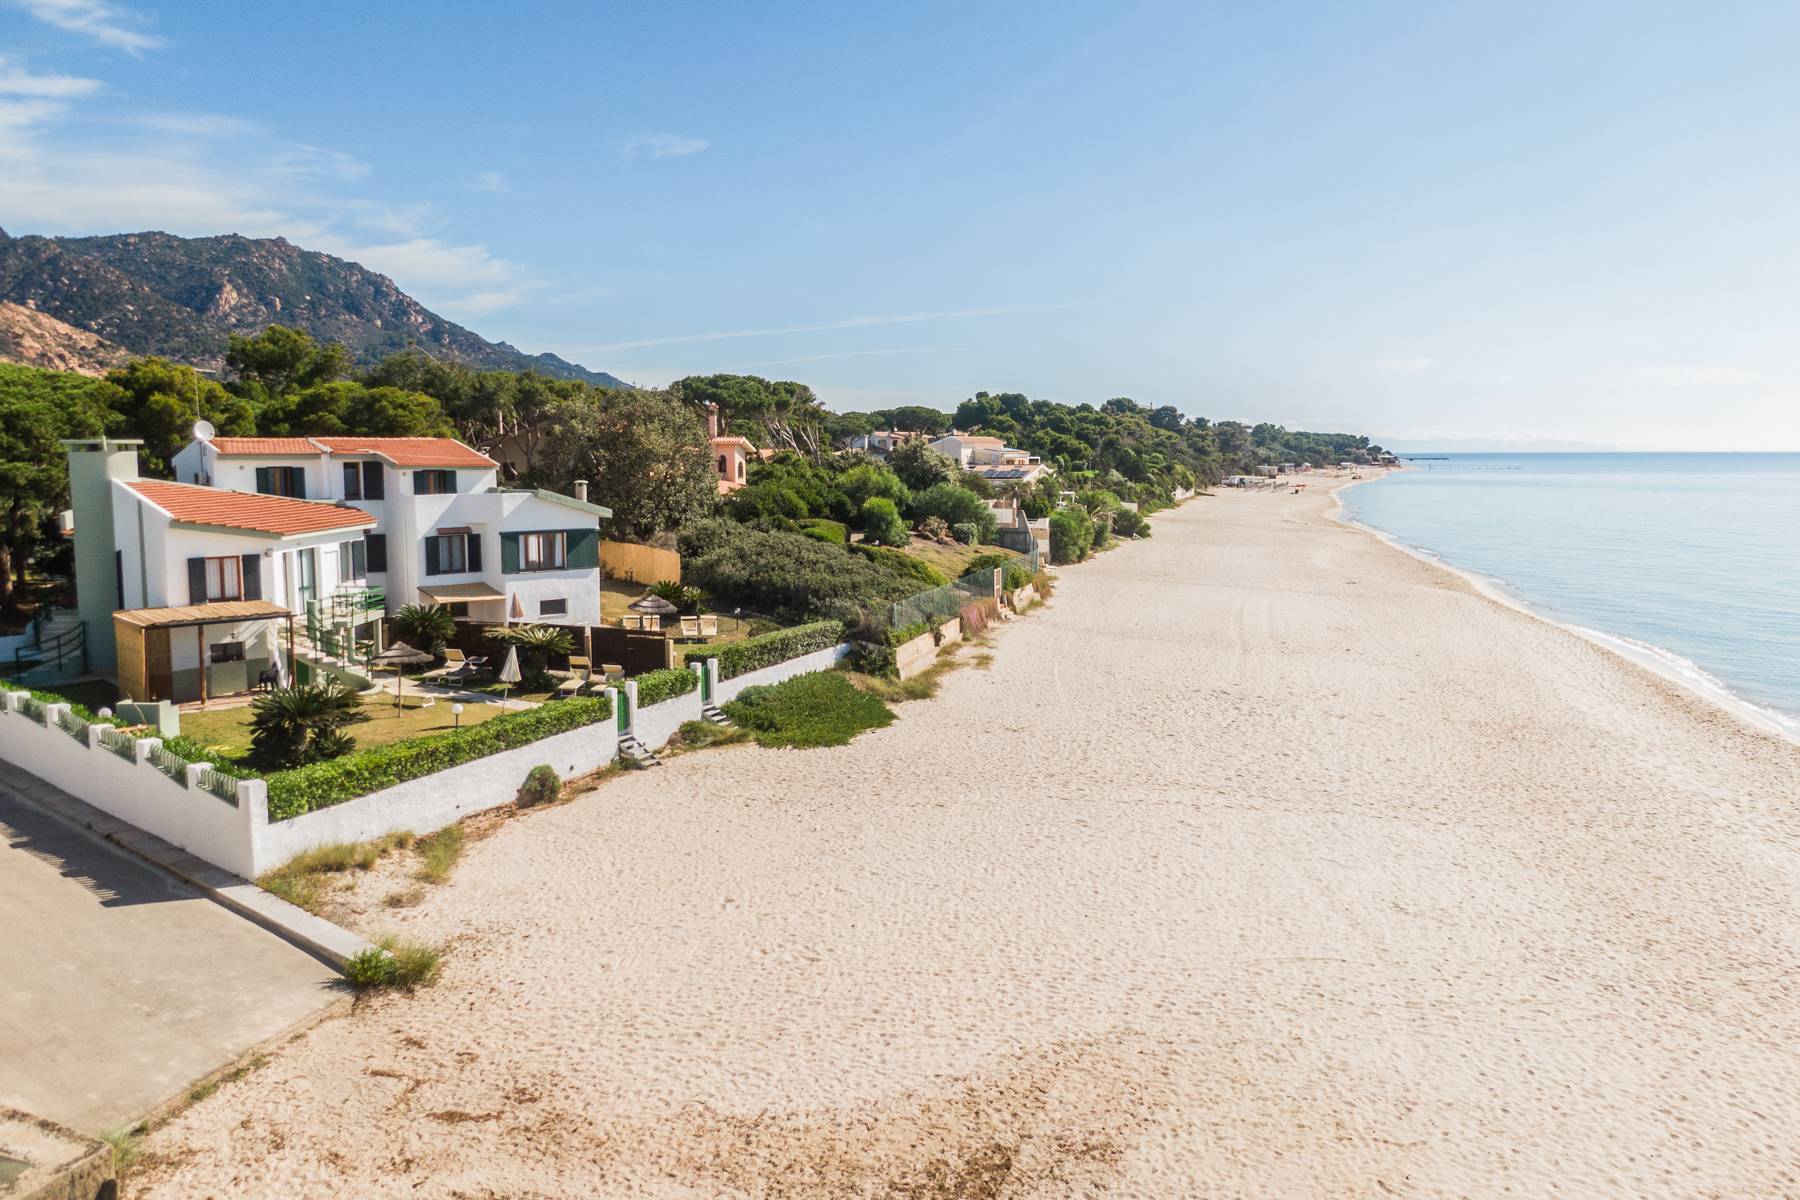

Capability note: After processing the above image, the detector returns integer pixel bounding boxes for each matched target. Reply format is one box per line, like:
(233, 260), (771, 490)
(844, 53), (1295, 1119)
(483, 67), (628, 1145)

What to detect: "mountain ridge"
(0, 226), (626, 388)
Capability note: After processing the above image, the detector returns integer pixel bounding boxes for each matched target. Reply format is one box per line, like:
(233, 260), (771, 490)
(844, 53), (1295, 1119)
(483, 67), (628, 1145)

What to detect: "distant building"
(704, 403), (757, 495)
(927, 433), (1051, 484)
(844, 430), (927, 458)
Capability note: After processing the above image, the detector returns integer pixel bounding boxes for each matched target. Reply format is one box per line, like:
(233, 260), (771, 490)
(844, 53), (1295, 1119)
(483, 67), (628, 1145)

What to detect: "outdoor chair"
(679, 616), (702, 639)
(423, 648), (470, 681)
(555, 670), (590, 699)
(600, 663), (625, 683)
(639, 615), (662, 633)
(621, 615), (642, 631)
(699, 615), (719, 638)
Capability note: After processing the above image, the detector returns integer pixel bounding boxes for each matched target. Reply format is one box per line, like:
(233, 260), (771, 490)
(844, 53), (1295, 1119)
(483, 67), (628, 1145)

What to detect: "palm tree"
(391, 603), (456, 653)
(249, 679), (368, 767)
(487, 623), (575, 673)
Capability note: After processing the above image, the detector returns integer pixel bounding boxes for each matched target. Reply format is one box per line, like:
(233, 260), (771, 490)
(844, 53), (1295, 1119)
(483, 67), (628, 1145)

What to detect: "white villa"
(926, 434), (1051, 485)
(62, 433), (608, 704)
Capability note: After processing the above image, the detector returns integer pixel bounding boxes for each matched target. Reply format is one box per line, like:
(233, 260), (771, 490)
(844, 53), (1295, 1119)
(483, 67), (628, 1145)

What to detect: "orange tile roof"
(126, 480), (377, 536)
(313, 437), (496, 468)
(208, 437), (319, 456)
(205, 435), (496, 468)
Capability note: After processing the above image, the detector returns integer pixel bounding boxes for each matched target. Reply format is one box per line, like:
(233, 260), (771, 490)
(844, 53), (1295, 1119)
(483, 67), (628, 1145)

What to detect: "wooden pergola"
(113, 600), (295, 706)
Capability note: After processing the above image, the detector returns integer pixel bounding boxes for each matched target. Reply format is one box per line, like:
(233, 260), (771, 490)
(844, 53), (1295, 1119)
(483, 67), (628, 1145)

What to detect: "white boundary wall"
(4, 643), (850, 878)
(713, 643), (851, 705)
(1, 692), (258, 876)
(2, 688), (618, 877)
(254, 718), (617, 873)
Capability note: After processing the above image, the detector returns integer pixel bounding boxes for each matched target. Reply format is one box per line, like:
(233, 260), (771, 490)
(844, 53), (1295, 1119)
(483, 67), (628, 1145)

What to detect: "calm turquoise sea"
(1341, 453), (1800, 735)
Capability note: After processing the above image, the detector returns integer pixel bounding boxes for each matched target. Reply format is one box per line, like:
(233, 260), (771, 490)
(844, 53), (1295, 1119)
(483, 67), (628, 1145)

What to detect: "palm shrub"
(487, 623), (576, 673)
(249, 680), (368, 768)
(647, 580), (703, 613)
(391, 603), (456, 653)
(859, 497), (910, 547)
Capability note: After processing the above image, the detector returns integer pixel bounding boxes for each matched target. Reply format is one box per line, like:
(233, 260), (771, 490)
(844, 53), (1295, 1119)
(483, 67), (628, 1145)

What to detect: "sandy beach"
(132, 477), (1800, 1198)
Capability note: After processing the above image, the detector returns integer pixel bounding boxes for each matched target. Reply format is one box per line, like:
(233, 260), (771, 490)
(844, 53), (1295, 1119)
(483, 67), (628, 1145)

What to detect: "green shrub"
(157, 735), (259, 779)
(1049, 508), (1094, 564)
(911, 483), (998, 543)
(346, 935), (442, 991)
(797, 518), (847, 545)
(0, 679), (121, 727)
(516, 765), (561, 808)
(843, 639), (897, 678)
(885, 620), (932, 647)
(684, 526), (922, 622)
(918, 515), (951, 541)
(1110, 506), (1147, 538)
(722, 672), (895, 748)
(848, 543), (950, 589)
(265, 696), (611, 819)
(683, 621), (841, 680)
(1091, 512), (1114, 550)
(635, 666), (698, 708)
(858, 496), (910, 547)
(838, 463), (911, 511)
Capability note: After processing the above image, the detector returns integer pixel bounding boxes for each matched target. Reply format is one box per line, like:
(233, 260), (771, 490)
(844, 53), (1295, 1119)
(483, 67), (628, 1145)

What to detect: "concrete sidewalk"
(0, 767), (342, 1134)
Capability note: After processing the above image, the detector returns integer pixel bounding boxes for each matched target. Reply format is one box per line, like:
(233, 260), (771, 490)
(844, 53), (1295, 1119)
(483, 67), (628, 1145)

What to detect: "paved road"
(0, 767), (340, 1134)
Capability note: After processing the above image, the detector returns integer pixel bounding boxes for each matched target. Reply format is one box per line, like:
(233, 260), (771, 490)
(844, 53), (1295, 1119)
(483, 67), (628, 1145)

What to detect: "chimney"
(573, 480), (589, 503)
(706, 402), (719, 441)
(62, 437), (143, 673)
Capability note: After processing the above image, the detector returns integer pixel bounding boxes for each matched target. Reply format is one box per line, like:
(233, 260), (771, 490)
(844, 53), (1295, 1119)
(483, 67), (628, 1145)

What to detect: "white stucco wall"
(1, 692), (257, 877)
(712, 643), (852, 705)
(254, 716), (618, 873)
(624, 666), (708, 750)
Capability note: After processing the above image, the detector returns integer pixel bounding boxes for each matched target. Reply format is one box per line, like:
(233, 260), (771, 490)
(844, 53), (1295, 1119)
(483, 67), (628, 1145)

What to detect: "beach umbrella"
(496, 644), (522, 709)
(372, 640), (433, 709)
(628, 594), (679, 615)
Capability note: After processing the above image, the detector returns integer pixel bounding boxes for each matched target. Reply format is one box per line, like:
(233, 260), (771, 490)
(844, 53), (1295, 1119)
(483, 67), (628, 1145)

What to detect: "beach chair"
(555, 670), (589, 699)
(422, 647), (470, 681)
(621, 615), (642, 631)
(600, 662), (625, 683)
(639, 614), (662, 633)
(699, 615), (719, 638)
(679, 616), (701, 639)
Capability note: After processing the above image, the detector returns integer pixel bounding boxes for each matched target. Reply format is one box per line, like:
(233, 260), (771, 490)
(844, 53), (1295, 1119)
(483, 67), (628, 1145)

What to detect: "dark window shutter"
(115, 550), (124, 609)
(254, 466), (272, 495)
(343, 463), (361, 499)
(286, 467), (306, 498)
(241, 554), (262, 600)
(500, 532), (521, 575)
(366, 534), (387, 573)
(565, 527), (599, 570)
(351, 539), (367, 578)
(363, 462), (384, 499)
(424, 537), (441, 577)
(465, 533), (483, 573)
(187, 557), (207, 604)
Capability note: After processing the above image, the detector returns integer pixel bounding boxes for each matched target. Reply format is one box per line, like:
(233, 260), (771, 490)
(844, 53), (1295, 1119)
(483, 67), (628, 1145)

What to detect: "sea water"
(1341, 453), (1800, 738)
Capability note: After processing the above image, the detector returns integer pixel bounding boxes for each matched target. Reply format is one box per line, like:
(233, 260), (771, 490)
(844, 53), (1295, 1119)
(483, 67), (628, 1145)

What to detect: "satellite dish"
(193, 419), (216, 443)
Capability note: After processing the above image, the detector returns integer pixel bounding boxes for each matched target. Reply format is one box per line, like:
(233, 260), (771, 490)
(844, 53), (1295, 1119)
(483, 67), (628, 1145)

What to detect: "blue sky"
(4, 0), (1799, 449)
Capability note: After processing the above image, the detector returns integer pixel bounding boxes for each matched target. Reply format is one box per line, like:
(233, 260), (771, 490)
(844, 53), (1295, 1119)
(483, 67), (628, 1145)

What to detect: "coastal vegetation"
(721, 671), (896, 748)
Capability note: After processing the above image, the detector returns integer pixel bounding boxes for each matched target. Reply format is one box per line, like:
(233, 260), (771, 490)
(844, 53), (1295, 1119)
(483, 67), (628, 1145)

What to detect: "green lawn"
(178, 693), (510, 765)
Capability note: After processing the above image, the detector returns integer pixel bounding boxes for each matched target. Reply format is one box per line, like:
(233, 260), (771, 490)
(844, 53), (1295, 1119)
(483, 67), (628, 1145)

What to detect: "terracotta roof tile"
(126, 480), (377, 536)
(313, 437), (496, 468)
(207, 437), (318, 456)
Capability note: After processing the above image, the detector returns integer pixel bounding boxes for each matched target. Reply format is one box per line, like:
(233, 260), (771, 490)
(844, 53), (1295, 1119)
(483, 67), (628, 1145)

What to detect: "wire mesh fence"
(886, 549), (1037, 632)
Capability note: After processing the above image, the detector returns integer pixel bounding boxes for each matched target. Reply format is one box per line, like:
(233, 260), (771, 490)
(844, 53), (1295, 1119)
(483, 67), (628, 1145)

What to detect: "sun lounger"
(422, 648), (471, 681)
(600, 663), (625, 682)
(555, 670), (589, 698)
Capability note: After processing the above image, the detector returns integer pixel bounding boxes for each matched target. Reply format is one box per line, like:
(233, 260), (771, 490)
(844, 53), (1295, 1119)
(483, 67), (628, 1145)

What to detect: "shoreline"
(1328, 472), (1800, 747)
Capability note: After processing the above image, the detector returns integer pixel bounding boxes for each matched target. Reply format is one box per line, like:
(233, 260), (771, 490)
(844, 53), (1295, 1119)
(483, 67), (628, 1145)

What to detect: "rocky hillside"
(0, 226), (626, 387)
(0, 300), (134, 375)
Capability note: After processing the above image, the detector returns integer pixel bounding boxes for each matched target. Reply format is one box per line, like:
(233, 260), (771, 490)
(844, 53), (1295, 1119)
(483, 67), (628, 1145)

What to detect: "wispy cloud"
(0, 54), (103, 98)
(11, 0), (165, 53)
(724, 346), (959, 372)
(0, 59), (535, 320)
(1375, 356), (1433, 373)
(618, 132), (709, 159)
(1632, 366), (1761, 386)
(122, 110), (264, 137)
(472, 170), (509, 193)
(584, 303), (1082, 354)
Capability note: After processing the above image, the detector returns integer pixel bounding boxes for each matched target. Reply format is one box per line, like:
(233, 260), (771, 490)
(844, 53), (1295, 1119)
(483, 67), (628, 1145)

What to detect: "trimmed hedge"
(159, 735), (259, 780)
(635, 667), (698, 708)
(0, 679), (119, 727)
(266, 696), (612, 820)
(683, 620), (841, 681)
